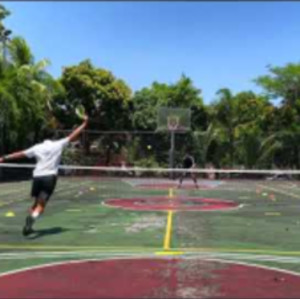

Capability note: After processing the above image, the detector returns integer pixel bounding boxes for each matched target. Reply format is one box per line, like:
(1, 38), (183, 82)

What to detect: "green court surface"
(1, 175), (300, 274)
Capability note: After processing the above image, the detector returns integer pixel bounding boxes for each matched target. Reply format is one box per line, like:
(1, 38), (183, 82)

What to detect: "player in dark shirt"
(177, 153), (199, 188)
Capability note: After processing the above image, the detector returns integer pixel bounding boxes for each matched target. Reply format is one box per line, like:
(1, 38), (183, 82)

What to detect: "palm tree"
(235, 123), (281, 169)
(0, 36), (61, 152)
(214, 88), (238, 167)
(193, 122), (220, 167)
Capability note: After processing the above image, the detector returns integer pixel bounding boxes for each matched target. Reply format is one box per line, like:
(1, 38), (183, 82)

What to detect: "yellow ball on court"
(147, 145), (152, 150)
(90, 187), (95, 191)
(5, 211), (15, 217)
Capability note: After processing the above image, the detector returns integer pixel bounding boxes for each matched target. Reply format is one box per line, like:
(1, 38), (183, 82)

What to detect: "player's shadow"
(27, 227), (69, 239)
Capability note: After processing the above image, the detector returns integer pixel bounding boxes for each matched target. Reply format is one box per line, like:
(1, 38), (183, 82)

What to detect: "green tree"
(131, 75), (204, 166)
(57, 60), (132, 163)
(132, 75), (203, 131)
(192, 122), (220, 167)
(0, 33), (60, 153)
(255, 64), (300, 106)
(212, 88), (238, 167)
(211, 89), (275, 168)
(235, 125), (280, 169)
(0, 4), (11, 66)
(6, 37), (61, 149)
(59, 60), (132, 130)
(255, 63), (300, 168)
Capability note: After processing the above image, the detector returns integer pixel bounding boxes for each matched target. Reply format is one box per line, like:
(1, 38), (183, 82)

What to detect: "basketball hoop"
(167, 115), (179, 131)
(157, 107), (190, 132)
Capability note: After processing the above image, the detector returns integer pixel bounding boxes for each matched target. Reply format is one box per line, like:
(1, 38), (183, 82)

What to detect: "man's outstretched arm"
(67, 115), (89, 142)
(0, 151), (27, 163)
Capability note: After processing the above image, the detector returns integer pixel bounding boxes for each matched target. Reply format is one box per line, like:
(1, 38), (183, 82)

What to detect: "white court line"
(1, 251), (300, 263)
(258, 184), (300, 200)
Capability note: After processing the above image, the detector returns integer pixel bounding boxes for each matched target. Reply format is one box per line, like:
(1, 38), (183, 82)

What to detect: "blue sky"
(3, 1), (300, 103)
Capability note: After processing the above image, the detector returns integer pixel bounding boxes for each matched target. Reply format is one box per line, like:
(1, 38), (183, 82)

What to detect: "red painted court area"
(105, 197), (239, 211)
(1, 258), (300, 298)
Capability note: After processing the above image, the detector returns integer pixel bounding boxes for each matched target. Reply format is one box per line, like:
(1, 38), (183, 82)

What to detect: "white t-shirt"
(24, 138), (69, 177)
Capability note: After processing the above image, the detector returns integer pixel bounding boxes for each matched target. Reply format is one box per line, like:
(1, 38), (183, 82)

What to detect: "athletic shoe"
(22, 216), (34, 236)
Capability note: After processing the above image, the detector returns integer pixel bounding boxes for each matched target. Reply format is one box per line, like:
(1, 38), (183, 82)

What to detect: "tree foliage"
(58, 60), (132, 131)
(255, 64), (300, 106)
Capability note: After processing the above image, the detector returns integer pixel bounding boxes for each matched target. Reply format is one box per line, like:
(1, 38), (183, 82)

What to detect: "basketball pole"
(158, 107), (191, 180)
(169, 129), (175, 179)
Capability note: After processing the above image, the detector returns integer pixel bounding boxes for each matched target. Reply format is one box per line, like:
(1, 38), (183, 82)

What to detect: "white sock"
(31, 210), (40, 219)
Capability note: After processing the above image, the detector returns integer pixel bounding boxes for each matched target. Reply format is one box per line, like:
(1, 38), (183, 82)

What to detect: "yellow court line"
(257, 184), (300, 200)
(156, 251), (184, 256)
(168, 188), (174, 198)
(163, 210), (174, 250)
(162, 188), (176, 251)
(265, 212), (281, 216)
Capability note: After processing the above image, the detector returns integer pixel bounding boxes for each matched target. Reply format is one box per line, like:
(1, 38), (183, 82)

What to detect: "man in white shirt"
(0, 115), (88, 236)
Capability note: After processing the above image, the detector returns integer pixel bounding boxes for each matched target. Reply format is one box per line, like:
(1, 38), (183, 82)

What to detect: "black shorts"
(31, 175), (57, 201)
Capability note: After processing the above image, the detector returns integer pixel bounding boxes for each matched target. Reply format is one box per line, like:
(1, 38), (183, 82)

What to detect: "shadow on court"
(26, 227), (69, 240)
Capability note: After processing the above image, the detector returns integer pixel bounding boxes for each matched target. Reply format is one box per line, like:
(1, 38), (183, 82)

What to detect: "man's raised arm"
(67, 115), (89, 142)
